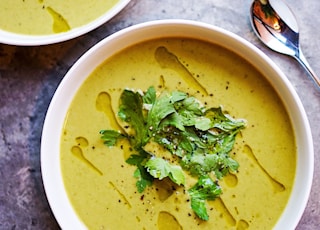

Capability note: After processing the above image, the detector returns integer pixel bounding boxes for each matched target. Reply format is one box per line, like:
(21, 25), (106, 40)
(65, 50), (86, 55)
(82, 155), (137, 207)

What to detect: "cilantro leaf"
(153, 127), (192, 157)
(117, 89), (147, 148)
(181, 152), (239, 178)
(145, 157), (185, 186)
(146, 92), (176, 133)
(126, 154), (146, 166)
(188, 175), (222, 220)
(204, 107), (246, 132)
(133, 167), (153, 193)
(143, 86), (156, 105)
(190, 197), (208, 220)
(99, 130), (126, 146)
(126, 149), (154, 192)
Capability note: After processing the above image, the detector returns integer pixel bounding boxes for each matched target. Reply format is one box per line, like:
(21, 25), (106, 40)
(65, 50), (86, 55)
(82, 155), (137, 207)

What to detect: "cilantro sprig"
(100, 86), (246, 220)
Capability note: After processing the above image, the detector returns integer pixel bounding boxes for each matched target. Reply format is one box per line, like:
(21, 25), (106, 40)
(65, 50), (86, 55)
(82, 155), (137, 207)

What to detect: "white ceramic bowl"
(0, 0), (130, 46)
(41, 19), (314, 229)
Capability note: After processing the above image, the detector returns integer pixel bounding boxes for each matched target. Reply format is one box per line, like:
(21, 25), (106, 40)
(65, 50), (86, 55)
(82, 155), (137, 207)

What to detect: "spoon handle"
(295, 50), (320, 89)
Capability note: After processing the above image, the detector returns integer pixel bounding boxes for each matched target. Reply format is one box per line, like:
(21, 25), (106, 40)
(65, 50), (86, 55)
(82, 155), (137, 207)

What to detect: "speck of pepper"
(92, 146), (95, 150)
(140, 195), (145, 201)
(226, 81), (230, 90)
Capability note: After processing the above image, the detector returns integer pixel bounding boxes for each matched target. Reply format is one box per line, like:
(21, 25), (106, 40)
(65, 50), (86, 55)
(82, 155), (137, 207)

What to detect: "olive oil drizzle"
(71, 137), (103, 175)
(46, 6), (70, 33)
(96, 91), (125, 133)
(243, 144), (285, 192)
(212, 198), (236, 226)
(109, 181), (132, 209)
(155, 46), (208, 96)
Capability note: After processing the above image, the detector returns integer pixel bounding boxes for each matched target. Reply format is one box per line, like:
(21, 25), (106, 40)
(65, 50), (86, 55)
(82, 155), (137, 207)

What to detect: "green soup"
(0, 0), (119, 35)
(60, 38), (296, 229)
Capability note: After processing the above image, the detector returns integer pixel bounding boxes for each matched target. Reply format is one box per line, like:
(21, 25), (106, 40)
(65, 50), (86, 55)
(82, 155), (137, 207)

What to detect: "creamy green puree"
(60, 38), (296, 229)
(0, 0), (119, 35)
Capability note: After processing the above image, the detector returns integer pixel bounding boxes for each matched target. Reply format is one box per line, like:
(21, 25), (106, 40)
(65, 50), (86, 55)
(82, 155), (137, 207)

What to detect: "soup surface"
(60, 38), (296, 229)
(0, 0), (119, 35)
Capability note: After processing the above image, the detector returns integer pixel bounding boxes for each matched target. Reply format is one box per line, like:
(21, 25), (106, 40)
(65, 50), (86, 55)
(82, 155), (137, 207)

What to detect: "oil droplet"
(46, 7), (70, 33)
(96, 92), (124, 132)
(75, 136), (89, 147)
(157, 211), (182, 230)
(237, 219), (249, 230)
(155, 46), (208, 96)
(243, 144), (285, 192)
(223, 173), (238, 187)
(211, 198), (236, 226)
(71, 146), (103, 175)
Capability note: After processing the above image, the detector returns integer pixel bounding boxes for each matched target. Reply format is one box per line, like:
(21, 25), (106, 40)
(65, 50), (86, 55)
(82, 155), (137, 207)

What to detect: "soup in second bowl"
(60, 37), (296, 229)
(0, 0), (119, 35)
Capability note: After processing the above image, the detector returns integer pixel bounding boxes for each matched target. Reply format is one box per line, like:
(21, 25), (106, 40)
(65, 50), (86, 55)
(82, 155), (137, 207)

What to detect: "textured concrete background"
(0, 0), (319, 229)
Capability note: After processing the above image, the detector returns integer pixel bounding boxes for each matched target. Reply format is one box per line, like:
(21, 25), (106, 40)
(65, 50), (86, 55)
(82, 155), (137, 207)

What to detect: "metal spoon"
(250, 0), (320, 89)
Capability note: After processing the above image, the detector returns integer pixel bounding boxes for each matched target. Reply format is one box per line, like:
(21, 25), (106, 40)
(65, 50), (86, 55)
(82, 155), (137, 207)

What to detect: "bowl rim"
(0, 0), (130, 46)
(41, 19), (314, 229)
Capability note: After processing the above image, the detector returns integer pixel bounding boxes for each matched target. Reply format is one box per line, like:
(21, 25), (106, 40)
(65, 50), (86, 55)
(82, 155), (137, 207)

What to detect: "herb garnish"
(100, 86), (246, 220)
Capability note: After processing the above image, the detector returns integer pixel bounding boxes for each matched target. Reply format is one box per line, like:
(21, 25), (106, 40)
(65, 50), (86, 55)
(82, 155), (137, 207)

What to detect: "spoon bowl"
(250, 0), (320, 88)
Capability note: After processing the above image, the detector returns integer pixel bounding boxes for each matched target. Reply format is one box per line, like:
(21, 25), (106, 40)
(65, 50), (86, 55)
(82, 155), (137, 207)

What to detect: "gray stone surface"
(0, 0), (319, 229)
